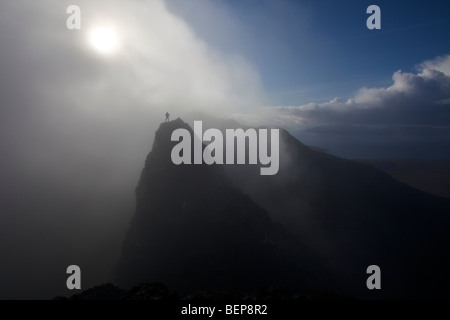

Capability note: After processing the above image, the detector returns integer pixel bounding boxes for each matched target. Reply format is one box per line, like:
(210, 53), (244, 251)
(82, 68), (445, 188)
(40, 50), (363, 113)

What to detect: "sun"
(88, 26), (119, 55)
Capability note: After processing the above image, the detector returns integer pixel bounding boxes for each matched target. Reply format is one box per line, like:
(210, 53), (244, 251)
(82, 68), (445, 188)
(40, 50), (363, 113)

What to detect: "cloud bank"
(258, 54), (450, 127)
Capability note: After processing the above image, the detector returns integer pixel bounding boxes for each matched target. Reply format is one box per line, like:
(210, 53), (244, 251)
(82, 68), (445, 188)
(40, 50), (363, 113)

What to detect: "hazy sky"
(168, 0), (450, 158)
(0, 0), (449, 299)
(0, 0), (264, 299)
(168, 0), (450, 104)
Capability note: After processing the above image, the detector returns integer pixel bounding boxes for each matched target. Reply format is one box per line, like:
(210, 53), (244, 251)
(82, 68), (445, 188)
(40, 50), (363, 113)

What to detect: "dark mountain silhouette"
(118, 116), (450, 299)
(117, 118), (336, 295)
(354, 159), (450, 199)
(223, 124), (450, 299)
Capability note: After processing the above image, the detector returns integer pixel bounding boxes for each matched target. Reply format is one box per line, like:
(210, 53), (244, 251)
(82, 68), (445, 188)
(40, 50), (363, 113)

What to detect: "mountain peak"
(117, 118), (332, 294)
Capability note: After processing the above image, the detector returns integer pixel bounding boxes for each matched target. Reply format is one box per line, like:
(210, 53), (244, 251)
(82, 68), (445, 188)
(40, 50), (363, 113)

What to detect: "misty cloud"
(227, 54), (450, 160)
(1, 0), (450, 299)
(0, 0), (262, 299)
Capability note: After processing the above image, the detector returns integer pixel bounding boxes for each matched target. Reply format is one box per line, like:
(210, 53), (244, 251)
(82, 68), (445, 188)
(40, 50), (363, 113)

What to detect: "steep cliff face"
(117, 119), (333, 294)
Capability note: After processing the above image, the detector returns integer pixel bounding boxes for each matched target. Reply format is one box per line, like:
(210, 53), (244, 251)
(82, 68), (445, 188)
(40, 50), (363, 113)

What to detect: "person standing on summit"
(165, 112), (170, 122)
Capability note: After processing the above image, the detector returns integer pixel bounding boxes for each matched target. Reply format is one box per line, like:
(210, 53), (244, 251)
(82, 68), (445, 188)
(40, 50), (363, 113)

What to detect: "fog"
(0, 0), (262, 299)
(1, 0), (450, 299)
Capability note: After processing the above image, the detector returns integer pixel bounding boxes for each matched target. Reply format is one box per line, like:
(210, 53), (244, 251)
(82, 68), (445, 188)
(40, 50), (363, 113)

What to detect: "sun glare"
(88, 26), (119, 55)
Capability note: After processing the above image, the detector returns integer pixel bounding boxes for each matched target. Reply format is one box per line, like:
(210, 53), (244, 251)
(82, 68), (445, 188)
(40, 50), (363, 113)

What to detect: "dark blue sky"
(168, 0), (450, 105)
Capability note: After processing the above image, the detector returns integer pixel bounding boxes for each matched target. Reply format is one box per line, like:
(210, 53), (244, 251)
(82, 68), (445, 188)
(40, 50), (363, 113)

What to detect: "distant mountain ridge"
(355, 159), (450, 199)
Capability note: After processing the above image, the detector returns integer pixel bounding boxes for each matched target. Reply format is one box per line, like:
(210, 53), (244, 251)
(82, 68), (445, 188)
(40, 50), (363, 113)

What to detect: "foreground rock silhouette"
(55, 282), (350, 301)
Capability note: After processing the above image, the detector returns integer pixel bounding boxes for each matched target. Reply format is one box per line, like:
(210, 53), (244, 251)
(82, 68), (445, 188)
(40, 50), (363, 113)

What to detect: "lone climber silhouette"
(165, 112), (170, 122)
